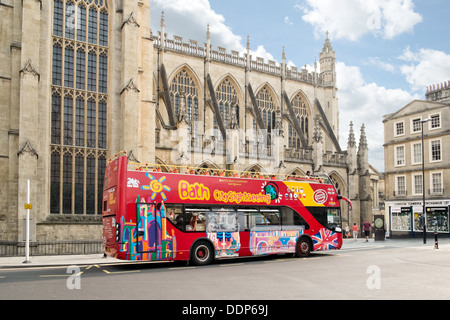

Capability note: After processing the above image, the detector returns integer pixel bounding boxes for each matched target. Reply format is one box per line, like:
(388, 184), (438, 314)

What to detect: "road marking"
(220, 263), (244, 267)
(264, 259), (287, 263)
(102, 270), (141, 274)
(86, 265), (101, 270)
(169, 266), (196, 270)
(40, 272), (83, 278)
(0, 265), (71, 272)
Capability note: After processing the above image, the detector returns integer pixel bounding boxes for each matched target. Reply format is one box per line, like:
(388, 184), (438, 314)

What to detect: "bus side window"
(261, 208), (280, 225)
(185, 208), (207, 232)
(236, 208), (281, 230)
(252, 211), (267, 226)
(281, 207), (309, 230)
(207, 209), (238, 232)
(166, 205), (183, 230)
(237, 208), (257, 231)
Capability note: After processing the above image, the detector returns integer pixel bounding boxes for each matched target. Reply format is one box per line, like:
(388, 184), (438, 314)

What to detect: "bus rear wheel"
(191, 241), (214, 266)
(295, 237), (312, 258)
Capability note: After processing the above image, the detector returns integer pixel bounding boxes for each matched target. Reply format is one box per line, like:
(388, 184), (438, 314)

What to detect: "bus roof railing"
(107, 151), (332, 184)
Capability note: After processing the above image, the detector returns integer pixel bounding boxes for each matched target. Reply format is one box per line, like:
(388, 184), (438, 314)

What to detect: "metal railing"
(0, 240), (102, 257)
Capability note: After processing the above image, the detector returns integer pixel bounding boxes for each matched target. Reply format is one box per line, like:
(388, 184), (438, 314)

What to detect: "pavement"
(1, 236), (449, 269)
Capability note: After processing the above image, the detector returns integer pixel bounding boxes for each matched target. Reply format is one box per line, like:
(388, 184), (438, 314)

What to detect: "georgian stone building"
(384, 82), (450, 238)
(0, 0), (374, 254)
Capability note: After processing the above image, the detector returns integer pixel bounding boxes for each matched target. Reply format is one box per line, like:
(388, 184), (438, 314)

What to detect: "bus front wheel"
(191, 241), (214, 266)
(295, 237), (312, 258)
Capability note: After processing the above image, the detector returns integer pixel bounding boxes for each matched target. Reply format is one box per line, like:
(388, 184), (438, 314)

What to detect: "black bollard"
(434, 231), (439, 249)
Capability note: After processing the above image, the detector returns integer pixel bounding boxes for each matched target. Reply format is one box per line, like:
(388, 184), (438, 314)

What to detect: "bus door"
(136, 201), (158, 255)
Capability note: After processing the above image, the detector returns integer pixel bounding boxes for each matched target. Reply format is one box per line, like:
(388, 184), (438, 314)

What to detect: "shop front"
(387, 200), (450, 238)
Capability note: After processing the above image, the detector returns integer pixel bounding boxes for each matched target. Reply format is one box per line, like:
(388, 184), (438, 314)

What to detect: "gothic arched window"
(255, 86), (276, 146)
(170, 68), (199, 133)
(289, 93), (309, 149)
(215, 78), (239, 139)
(329, 174), (343, 196)
(50, 0), (108, 215)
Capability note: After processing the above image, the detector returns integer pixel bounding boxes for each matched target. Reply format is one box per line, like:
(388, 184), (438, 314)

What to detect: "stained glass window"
(289, 93), (309, 149)
(256, 86), (276, 146)
(170, 69), (199, 133)
(215, 78), (238, 140)
(50, 0), (108, 215)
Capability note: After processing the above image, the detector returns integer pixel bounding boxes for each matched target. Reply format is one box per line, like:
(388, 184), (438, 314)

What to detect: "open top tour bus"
(102, 152), (351, 265)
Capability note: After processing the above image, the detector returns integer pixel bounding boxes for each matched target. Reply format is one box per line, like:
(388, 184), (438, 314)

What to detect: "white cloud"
(381, 0), (422, 39)
(151, 0), (274, 61)
(284, 16), (294, 26)
(149, 0), (426, 172)
(252, 45), (276, 62)
(367, 57), (396, 73)
(300, 0), (422, 41)
(152, 0), (242, 50)
(336, 61), (418, 171)
(399, 47), (450, 91)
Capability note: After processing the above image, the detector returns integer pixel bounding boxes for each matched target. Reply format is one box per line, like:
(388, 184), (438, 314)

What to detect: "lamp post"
(421, 118), (431, 244)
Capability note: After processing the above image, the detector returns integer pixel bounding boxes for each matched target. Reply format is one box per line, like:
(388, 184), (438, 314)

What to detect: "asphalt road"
(1, 240), (450, 303)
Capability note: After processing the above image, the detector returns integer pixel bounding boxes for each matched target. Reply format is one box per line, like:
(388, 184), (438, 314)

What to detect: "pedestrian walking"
(345, 224), (350, 238)
(352, 222), (358, 241)
(363, 220), (371, 242)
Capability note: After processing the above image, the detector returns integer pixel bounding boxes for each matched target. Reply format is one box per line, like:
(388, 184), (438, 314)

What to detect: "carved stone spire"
(348, 121), (356, 148)
(357, 123), (369, 174)
(206, 24), (211, 62)
(319, 31), (336, 85)
(358, 124), (368, 150)
(160, 11), (165, 49)
(281, 46), (286, 80)
(321, 30), (334, 54)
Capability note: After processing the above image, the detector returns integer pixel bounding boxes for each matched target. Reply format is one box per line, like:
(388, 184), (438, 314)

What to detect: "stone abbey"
(0, 0), (377, 254)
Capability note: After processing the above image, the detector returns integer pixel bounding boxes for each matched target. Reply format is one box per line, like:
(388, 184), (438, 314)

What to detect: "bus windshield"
(307, 207), (342, 232)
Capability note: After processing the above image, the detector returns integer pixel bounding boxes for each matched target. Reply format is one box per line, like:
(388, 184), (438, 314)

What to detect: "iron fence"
(0, 241), (102, 257)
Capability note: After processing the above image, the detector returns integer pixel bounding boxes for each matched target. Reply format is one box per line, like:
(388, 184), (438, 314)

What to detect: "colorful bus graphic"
(102, 152), (351, 265)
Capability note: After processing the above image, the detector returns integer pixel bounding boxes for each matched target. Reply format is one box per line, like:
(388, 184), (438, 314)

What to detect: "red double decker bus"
(102, 152), (351, 265)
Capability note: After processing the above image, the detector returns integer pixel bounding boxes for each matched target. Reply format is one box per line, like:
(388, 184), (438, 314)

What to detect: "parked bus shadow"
(104, 252), (332, 272)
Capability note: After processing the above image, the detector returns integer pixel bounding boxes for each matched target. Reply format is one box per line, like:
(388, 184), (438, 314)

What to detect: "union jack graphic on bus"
(312, 228), (339, 251)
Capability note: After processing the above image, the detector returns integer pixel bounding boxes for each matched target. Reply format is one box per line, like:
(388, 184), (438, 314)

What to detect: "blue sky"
(150, 0), (450, 172)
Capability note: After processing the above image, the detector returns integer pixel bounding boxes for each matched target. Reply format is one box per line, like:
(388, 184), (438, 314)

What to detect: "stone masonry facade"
(0, 0), (374, 255)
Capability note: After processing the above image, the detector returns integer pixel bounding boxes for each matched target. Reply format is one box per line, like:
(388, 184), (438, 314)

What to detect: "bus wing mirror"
(337, 195), (352, 211)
